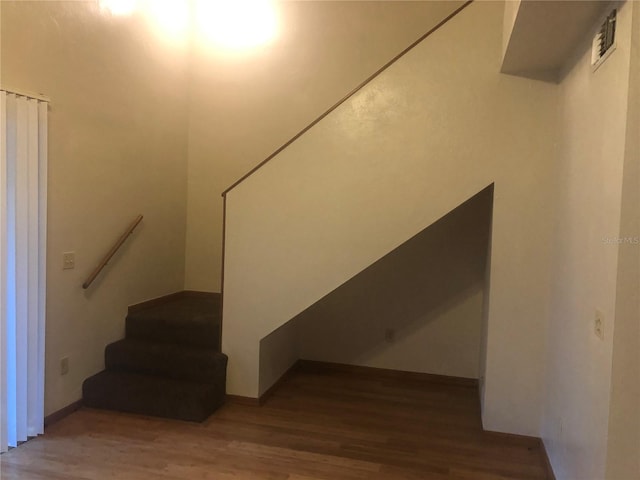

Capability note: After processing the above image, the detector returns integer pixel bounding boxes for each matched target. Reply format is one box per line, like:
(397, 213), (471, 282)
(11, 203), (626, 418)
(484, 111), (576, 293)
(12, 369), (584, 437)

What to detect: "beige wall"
(258, 188), (492, 394)
(502, 0), (521, 57)
(296, 187), (492, 380)
(605, 2), (640, 478)
(184, 0), (464, 292)
(4, 3), (636, 467)
(1, 1), (190, 415)
(259, 319), (299, 396)
(1, 0), (468, 416)
(259, 188), (491, 393)
(223, 1), (559, 437)
(542, 2), (635, 478)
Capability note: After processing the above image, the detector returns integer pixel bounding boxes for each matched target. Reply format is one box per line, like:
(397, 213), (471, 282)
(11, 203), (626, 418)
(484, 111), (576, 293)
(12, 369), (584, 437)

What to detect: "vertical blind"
(0, 90), (48, 453)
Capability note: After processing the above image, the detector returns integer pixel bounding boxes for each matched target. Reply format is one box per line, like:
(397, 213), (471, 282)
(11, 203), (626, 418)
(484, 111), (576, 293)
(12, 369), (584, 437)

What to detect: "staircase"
(219, 0), (559, 440)
(83, 294), (227, 422)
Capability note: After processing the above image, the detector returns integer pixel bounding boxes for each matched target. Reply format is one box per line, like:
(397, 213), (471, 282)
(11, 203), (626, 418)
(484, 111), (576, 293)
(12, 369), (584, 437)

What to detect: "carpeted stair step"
(105, 339), (227, 384)
(126, 297), (220, 348)
(82, 370), (225, 422)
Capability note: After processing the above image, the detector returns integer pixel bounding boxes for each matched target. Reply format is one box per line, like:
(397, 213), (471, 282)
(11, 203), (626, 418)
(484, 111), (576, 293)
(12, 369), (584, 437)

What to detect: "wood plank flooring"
(0, 368), (551, 479)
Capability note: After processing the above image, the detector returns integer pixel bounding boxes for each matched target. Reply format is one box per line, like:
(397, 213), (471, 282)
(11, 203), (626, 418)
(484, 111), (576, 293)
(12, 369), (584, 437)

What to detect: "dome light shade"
(194, 0), (279, 50)
(144, 1), (191, 42)
(97, 0), (279, 51)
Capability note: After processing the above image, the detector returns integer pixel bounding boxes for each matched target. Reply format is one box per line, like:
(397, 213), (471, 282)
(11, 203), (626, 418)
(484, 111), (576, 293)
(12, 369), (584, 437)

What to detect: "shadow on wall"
(292, 185), (494, 379)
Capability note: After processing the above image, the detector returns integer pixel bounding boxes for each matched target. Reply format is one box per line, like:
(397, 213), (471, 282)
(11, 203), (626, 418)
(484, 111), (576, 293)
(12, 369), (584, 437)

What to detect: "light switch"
(63, 252), (75, 270)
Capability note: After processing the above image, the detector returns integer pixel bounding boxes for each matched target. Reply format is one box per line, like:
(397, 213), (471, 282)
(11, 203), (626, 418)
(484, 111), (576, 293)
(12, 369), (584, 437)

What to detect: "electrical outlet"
(60, 357), (69, 375)
(384, 328), (395, 342)
(62, 252), (75, 270)
(595, 309), (605, 340)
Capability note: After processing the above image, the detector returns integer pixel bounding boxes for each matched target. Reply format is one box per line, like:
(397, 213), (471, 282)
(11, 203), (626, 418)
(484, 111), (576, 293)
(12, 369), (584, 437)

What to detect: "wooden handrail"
(82, 215), (143, 289)
(221, 0), (473, 197)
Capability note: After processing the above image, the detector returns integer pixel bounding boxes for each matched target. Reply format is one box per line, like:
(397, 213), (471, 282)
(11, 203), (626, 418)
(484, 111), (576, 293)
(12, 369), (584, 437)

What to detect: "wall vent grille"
(592, 9), (617, 70)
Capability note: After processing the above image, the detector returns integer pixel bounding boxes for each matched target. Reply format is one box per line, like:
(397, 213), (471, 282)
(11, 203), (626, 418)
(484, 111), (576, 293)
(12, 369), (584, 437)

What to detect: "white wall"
(478, 198), (494, 412)
(223, 1), (559, 437)
(259, 187), (492, 394)
(1, 1), (189, 415)
(184, 1), (465, 292)
(542, 2), (635, 478)
(605, 3), (640, 478)
(502, 0), (521, 57)
(296, 187), (492, 380)
(0, 0), (469, 415)
(259, 319), (299, 396)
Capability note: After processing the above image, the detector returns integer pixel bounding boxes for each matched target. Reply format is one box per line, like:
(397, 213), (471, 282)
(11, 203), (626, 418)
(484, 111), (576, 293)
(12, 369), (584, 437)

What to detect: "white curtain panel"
(0, 91), (48, 453)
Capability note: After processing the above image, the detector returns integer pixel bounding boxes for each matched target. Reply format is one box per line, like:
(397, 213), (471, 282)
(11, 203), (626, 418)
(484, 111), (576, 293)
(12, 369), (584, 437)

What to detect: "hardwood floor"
(0, 368), (551, 479)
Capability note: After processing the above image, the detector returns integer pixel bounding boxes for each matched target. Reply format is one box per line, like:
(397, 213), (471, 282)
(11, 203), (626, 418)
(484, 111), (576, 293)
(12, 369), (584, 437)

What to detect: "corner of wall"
(542, 1), (636, 477)
(605, 3), (640, 478)
(502, 0), (522, 60)
(2, 1), (191, 415)
(478, 185), (495, 419)
(258, 318), (300, 396)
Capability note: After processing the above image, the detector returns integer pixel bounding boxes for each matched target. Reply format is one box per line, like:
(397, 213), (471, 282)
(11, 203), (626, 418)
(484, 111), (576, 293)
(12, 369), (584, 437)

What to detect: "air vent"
(592, 9), (617, 70)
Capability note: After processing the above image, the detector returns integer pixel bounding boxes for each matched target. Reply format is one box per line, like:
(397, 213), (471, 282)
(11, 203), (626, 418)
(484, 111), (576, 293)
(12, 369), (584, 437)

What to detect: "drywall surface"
(223, 1), (559, 437)
(1, 1), (189, 414)
(501, 1), (608, 82)
(297, 188), (492, 380)
(542, 2), (634, 478)
(259, 319), (299, 397)
(478, 193), (494, 411)
(502, 0), (521, 57)
(184, 1), (465, 292)
(605, 3), (640, 478)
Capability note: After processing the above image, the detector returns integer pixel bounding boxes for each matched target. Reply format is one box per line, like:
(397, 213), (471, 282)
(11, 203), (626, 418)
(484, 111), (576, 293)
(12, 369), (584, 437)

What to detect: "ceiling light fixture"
(194, 0), (279, 50)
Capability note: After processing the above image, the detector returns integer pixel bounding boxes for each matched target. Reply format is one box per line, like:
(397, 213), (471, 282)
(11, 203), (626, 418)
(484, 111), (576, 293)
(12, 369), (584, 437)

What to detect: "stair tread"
(82, 370), (225, 422)
(129, 296), (220, 323)
(105, 339), (227, 383)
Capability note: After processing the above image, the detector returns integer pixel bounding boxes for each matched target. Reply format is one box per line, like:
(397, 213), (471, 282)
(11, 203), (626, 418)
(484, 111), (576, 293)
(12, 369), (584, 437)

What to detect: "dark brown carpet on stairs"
(83, 295), (227, 422)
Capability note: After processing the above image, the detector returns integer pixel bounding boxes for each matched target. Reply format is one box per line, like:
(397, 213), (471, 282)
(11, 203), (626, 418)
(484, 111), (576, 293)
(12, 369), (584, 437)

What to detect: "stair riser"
(125, 318), (220, 348)
(82, 371), (226, 422)
(105, 341), (227, 384)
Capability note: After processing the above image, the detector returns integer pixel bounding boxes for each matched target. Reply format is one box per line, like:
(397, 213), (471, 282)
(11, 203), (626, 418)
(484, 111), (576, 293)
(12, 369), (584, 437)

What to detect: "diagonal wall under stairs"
(222, 1), (559, 437)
